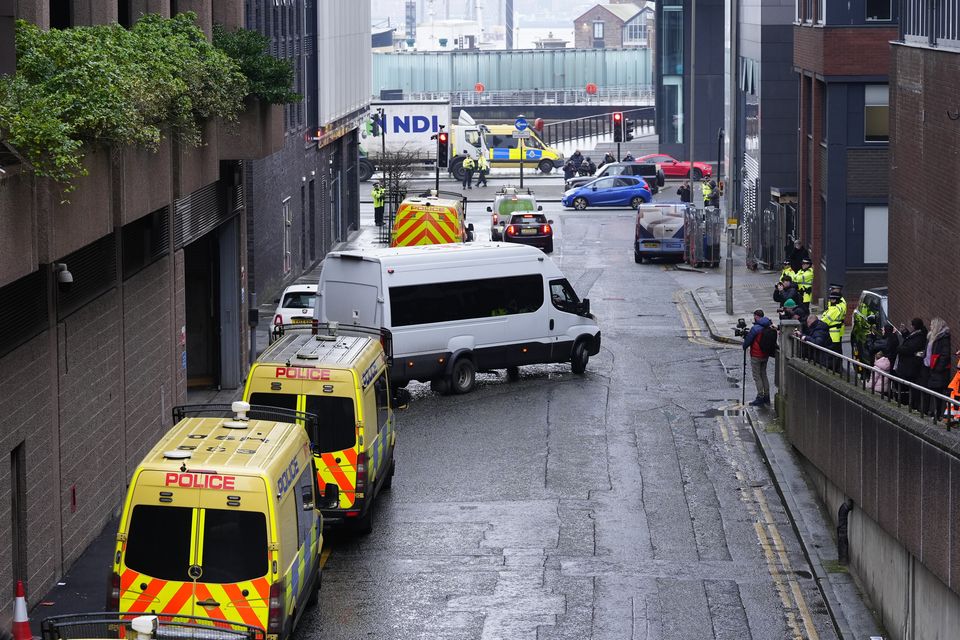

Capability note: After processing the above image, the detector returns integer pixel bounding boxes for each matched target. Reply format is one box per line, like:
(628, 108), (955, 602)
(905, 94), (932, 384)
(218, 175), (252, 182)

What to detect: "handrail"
(786, 333), (960, 429)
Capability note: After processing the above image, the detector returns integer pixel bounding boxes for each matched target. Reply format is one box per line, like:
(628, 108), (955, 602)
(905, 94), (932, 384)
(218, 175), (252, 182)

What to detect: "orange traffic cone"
(12, 580), (32, 640)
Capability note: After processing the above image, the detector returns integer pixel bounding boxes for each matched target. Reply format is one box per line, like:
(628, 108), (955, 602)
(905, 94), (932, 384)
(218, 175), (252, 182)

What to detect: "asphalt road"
(298, 204), (842, 639)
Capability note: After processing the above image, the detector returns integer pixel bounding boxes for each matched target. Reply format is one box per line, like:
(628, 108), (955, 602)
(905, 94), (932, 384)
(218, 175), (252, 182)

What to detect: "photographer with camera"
(773, 275), (801, 308)
(741, 310), (777, 406)
(779, 298), (807, 325)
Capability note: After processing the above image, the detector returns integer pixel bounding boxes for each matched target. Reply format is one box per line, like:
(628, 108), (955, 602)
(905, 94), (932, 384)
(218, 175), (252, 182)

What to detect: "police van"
(243, 324), (395, 533)
(109, 402), (335, 640)
(314, 243), (601, 394)
(391, 191), (473, 248)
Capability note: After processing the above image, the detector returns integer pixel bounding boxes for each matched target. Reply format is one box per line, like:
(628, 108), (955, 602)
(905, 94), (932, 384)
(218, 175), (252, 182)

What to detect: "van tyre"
(450, 358), (476, 394)
(634, 251), (643, 264)
(355, 500), (374, 535)
(571, 340), (590, 375)
(507, 366), (520, 381)
(382, 457), (395, 491)
(307, 565), (321, 607)
(449, 158), (465, 182)
(573, 197), (588, 211)
(538, 160), (554, 174)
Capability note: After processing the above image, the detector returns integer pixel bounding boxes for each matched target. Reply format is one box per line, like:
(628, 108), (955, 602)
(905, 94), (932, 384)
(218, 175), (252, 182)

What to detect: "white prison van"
(315, 243), (601, 394)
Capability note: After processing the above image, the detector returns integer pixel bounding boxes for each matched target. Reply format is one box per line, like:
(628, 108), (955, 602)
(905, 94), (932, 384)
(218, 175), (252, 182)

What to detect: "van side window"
(125, 505), (192, 581)
(550, 279), (581, 313)
(390, 275), (543, 326)
(200, 510), (268, 583)
(525, 136), (543, 150)
(373, 373), (389, 429)
(304, 396), (356, 453)
(293, 467), (314, 547)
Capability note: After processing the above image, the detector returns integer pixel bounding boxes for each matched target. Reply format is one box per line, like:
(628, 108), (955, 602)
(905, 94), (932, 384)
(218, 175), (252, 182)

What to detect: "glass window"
(602, 165), (625, 176)
(389, 275), (545, 326)
(510, 214), (548, 225)
(818, 0), (826, 22)
(200, 510), (268, 583)
(863, 206), (888, 264)
(464, 130), (481, 147)
(248, 392), (298, 413)
(497, 198), (536, 215)
(593, 21), (604, 40)
(591, 178), (617, 189)
(549, 279), (581, 313)
(805, 0), (813, 22)
(125, 505), (193, 581)
(524, 136), (543, 150)
(304, 396), (356, 453)
(281, 292), (316, 309)
(373, 373), (389, 429)
(865, 85), (889, 142)
(661, 7), (683, 74)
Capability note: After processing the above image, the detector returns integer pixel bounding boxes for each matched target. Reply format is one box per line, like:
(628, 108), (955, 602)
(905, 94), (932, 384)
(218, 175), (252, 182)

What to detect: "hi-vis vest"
(463, 157), (476, 170)
(780, 266), (797, 284)
(945, 364), (960, 420)
(794, 267), (814, 303)
(823, 297), (847, 343)
(372, 186), (385, 208)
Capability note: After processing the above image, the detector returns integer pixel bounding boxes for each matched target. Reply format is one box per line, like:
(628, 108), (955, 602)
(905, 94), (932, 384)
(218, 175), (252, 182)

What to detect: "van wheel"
(431, 377), (451, 394)
(538, 160), (554, 174)
(449, 158), (465, 182)
(506, 366), (520, 382)
(307, 565), (321, 607)
(634, 251), (643, 264)
(573, 197), (588, 211)
(382, 456), (395, 491)
(355, 500), (374, 535)
(571, 340), (590, 375)
(630, 197), (645, 209)
(450, 358), (476, 394)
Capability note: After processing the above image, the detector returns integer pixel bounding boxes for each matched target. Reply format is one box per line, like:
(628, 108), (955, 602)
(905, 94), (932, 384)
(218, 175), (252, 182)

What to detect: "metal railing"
(41, 613), (266, 640)
(407, 86), (656, 107)
(787, 334), (960, 428)
(541, 107), (655, 147)
(901, 0), (960, 50)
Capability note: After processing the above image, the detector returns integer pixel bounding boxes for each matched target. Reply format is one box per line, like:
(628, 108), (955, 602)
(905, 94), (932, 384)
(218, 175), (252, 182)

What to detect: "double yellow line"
(673, 290), (737, 349)
(717, 414), (820, 639)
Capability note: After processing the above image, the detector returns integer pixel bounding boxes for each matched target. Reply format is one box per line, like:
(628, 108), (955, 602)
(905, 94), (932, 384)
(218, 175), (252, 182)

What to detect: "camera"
(733, 317), (748, 337)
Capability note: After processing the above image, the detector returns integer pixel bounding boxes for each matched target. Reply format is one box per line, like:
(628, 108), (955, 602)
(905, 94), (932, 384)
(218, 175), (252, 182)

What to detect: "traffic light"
(624, 119), (634, 142)
(612, 112), (623, 142)
(436, 130), (449, 167)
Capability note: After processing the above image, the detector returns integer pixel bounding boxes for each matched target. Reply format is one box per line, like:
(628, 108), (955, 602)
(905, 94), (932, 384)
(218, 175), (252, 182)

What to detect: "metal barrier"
(787, 334), (960, 428)
(41, 613), (265, 640)
(683, 206), (722, 268)
(744, 206), (786, 271)
(540, 107), (655, 147)
(407, 86), (656, 107)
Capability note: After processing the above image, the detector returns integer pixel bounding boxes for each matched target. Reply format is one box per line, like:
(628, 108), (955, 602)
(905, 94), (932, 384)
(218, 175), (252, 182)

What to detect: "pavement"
(25, 195), (884, 639)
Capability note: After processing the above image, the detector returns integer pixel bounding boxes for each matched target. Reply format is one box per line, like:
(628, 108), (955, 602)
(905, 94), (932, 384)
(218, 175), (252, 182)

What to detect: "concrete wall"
(783, 347), (960, 637)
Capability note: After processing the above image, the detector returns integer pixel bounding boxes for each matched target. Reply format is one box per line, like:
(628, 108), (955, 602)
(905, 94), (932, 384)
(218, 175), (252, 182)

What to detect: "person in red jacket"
(742, 309), (775, 406)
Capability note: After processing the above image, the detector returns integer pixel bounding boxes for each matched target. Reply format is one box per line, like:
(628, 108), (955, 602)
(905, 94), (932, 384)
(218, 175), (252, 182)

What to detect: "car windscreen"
(510, 214), (547, 225)
(305, 395), (356, 453)
(282, 292), (316, 309)
(199, 509), (269, 583)
(497, 199), (536, 215)
(124, 505), (193, 581)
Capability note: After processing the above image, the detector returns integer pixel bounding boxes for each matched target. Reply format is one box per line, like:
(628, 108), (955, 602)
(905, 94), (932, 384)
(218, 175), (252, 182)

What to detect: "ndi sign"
(372, 114), (441, 135)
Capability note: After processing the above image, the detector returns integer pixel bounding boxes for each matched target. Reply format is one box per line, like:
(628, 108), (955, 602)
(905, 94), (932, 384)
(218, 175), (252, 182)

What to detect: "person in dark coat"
(622, 153), (635, 162)
(788, 238), (812, 272)
(676, 182), (691, 203)
(570, 150), (584, 171)
(796, 314), (830, 364)
(773, 275), (800, 307)
(563, 160), (577, 181)
(893, 317), (928, 405)
(923, 317), (952, 416)
(579, 157), (596, 176)
(602, 152), (616, 166)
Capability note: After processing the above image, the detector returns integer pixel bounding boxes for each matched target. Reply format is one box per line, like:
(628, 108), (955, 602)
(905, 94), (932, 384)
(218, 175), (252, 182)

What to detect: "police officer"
(779, 258), (797, 285)
(462, 155), (476, 189)
(701, 180), (713, 207)
(821, 284), (848, 361)
(371, 181), (386, 227)
(794, 257), (814, 313)
(475, 154), (489, 187)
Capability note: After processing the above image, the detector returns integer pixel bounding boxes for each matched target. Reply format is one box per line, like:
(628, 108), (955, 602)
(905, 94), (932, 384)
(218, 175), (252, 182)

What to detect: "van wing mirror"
(581, 298), (590, 316)
(322, 483), (340, 509)
(468, 223), (475, 231)
(486, 206), (492, 212)
(537, 205), (543, 211)
(301, 484), (315, 511)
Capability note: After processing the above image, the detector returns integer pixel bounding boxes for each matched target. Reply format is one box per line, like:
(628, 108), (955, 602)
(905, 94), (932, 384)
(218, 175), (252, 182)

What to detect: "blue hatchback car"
(562, 175), (652, 210)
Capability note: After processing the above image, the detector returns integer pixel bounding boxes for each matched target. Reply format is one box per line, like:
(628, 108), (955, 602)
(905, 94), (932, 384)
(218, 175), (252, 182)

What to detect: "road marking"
(673, 290), (737, 349)
(716, 415), (819, 639)
(320, 546), (332, 569)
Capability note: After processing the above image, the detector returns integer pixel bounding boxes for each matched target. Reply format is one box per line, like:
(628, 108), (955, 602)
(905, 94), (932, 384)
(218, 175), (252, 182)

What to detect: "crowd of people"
(562, 150), (598, 180)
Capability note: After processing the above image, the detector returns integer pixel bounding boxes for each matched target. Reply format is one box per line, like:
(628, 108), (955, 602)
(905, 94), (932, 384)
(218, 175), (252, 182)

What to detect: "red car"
(637, 154), (713, 180)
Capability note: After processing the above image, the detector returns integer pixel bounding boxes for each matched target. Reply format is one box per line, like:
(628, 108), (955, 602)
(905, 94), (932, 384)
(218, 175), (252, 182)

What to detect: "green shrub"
(212, 24), (301, 105)
(0, 13), (248, 188)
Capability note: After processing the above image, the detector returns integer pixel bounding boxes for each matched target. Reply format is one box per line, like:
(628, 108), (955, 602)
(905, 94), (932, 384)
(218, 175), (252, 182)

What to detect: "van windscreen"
(199, 509), (268, 583)
(125, 505), (192, 581)
(305, 396), (356, 453)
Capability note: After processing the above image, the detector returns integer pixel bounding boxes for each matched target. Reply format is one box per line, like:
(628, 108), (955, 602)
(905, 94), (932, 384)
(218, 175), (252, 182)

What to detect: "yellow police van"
(109, 402), (335, 640)
(243, 323), (396, 534)
(390, 191), (473, 247)
(483, 124), (564, 174)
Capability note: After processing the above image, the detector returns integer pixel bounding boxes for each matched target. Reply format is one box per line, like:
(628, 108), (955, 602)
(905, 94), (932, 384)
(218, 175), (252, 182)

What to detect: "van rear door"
(305, 392), (359, 509)
(319, 257), (383, 326)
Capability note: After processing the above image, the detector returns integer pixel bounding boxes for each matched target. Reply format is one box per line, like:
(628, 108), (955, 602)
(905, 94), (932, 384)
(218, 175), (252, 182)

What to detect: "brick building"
(887, 1), (960, 325)
(794, 0), (898, 303)
(573, 1), (654, 50)
(0, 0), (283, 622)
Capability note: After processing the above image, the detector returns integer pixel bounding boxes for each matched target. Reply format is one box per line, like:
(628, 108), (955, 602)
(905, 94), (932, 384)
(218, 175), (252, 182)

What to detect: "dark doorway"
(50, 0), (71, 28)
(308, 179), (316, 261)
(184, 234), (221, 388)
(10, 442), (27, 585)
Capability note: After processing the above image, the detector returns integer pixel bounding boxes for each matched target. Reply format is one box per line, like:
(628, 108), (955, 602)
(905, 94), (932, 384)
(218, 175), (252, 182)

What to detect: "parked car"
(564, 161), (665, 194)
(502, 212), (554, 253)
(637, 154), (713, 180)
(273, 283), (317, 326)
(851, 287), (890, 366)
(562, 176), (652, 210)
(487, 187), (541, 241)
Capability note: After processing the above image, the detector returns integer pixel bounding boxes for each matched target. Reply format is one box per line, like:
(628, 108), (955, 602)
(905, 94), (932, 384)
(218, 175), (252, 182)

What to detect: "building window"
(863, 206), (888, 264)
(661, 5), (683, 74)
(795, 0), (801, 22)
(866, 0), (892, 21)
(624, 19), (648, 45)
(10, 443), (27, 586)
(805, 0), (813, 22)
(864, 85), (889, 142)
(593, 20), (604, 40)
(818, 0), (826, 23)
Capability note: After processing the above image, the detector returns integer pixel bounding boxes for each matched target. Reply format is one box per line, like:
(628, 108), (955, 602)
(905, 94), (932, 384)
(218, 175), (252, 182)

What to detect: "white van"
(315, 243), (601, 394)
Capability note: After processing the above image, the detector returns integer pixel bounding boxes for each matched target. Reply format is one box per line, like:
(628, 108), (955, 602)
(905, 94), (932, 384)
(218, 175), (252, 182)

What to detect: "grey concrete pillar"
(131, 0), (170, 20)
(16, 0), (48, 27)
(0, 0), (14, 76)
(212, 1), (242, 30)
(71, 0), (117, 25)
(174, 0), (212, 38)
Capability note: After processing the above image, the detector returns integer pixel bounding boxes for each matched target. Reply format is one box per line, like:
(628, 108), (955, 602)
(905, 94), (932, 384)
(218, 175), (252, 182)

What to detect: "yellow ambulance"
(109, 402), (334, 640)
(243, 324), (396, 534)
(390, 191), (473, 247)
(482, 124), (564, 174)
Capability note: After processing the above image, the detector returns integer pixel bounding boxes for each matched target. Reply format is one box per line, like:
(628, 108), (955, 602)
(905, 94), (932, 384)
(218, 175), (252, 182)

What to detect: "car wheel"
(450, 358), (476, 394)
(630, 196), (644, 209)
(691, 168), (703, 180)
(635, 251), (643, 264)
(538, 160), (554, 174)
(571, 340), (590, 375)
(506, 366), (520, 382)
(573, 197), (588, 211)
